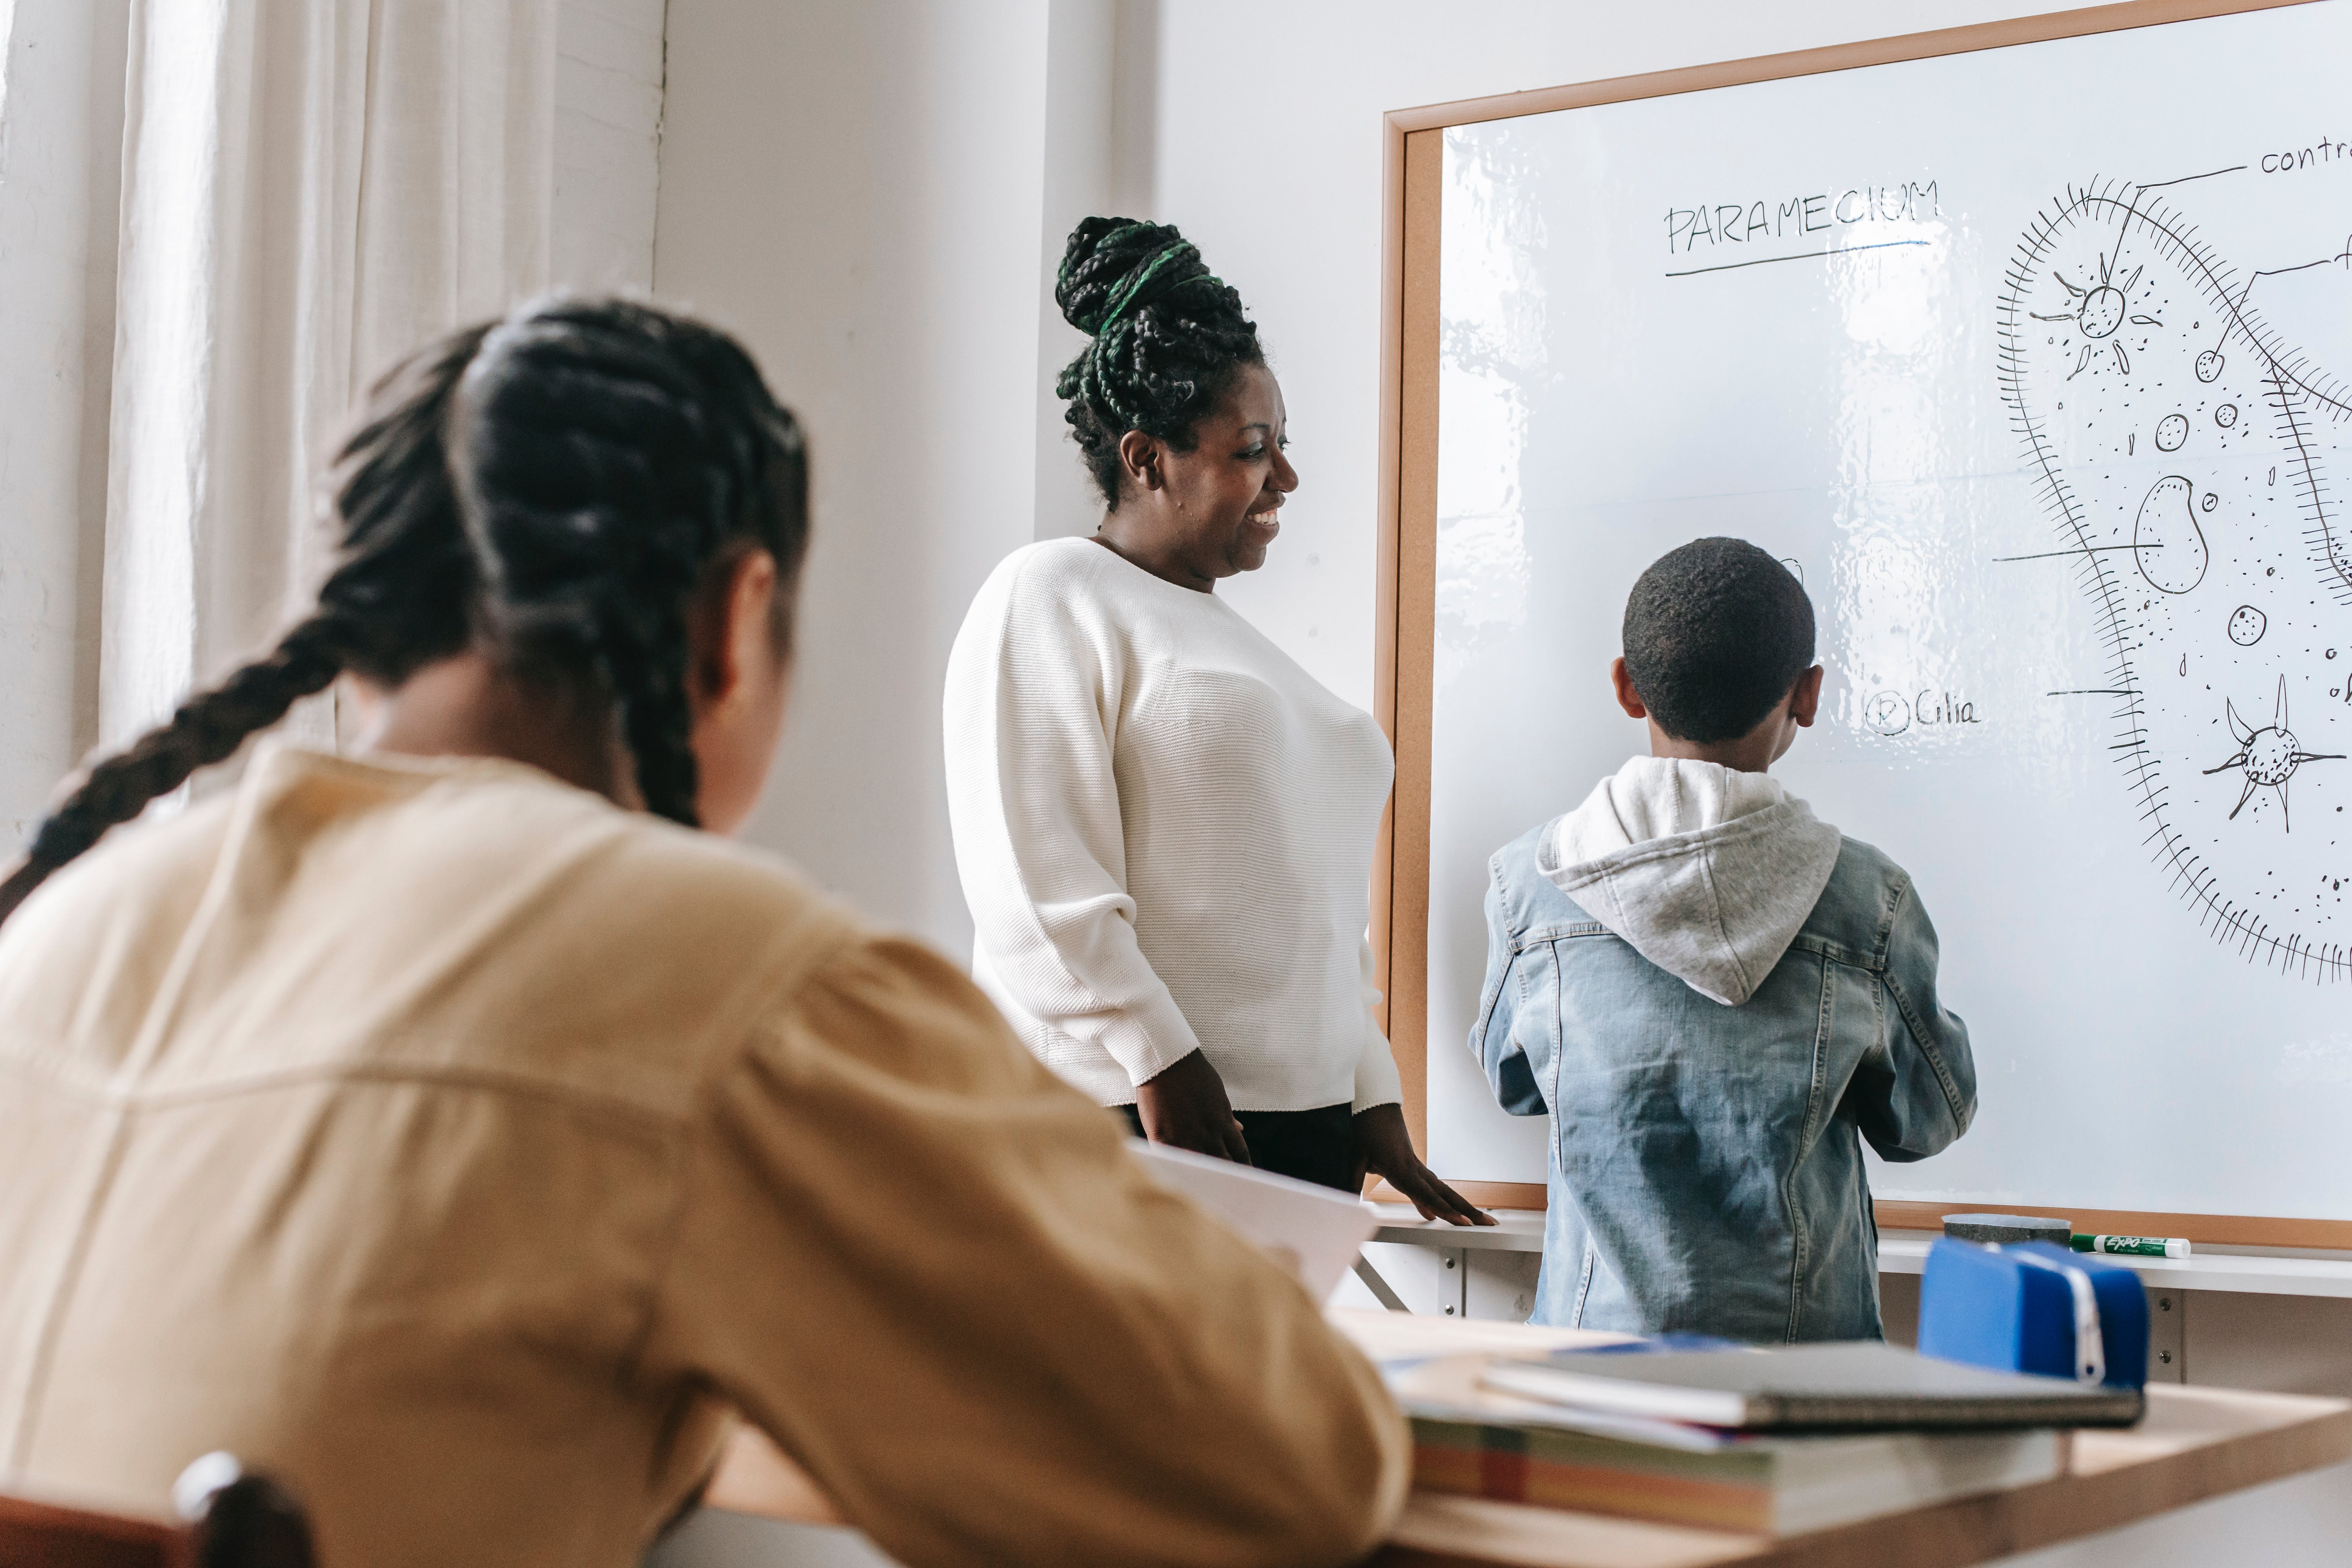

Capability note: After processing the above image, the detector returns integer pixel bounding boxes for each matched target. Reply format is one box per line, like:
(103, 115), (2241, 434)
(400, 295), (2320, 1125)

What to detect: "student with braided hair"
(0, 298), (1408, 1568)
(946, 218), (1491, 1226)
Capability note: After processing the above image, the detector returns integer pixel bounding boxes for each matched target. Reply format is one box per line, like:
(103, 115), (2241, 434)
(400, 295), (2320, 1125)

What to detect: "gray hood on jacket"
(1536, 756), (1842, 1006)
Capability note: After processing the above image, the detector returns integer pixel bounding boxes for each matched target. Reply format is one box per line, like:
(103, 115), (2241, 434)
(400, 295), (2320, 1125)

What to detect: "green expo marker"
(2072, 1234), (2192, 1259)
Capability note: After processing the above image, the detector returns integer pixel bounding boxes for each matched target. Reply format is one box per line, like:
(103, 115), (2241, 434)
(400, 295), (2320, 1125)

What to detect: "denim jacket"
(1472, 763), (1976, 1342)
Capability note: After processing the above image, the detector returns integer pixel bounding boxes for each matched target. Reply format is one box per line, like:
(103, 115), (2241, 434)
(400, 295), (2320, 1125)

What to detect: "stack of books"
(1372, 1333), (2141, 1535)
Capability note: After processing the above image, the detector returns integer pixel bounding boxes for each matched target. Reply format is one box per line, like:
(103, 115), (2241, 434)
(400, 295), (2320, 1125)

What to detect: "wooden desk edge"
(710, 1390), (2350, 1568)
(1372, 1389), (2352, 1568)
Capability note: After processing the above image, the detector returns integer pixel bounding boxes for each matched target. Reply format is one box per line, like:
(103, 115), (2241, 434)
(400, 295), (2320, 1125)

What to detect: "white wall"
(553, 0), (667, 292)
(1029, 0), (1161, 546)
(652, 0), (1059, 947)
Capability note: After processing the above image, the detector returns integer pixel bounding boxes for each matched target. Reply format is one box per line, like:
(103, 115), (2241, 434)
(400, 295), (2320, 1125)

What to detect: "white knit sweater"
(944, 537), (1404, 1113)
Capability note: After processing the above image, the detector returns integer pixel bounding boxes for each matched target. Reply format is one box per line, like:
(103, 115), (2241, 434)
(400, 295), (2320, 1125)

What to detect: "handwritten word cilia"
(1666, 181), (1943, 255)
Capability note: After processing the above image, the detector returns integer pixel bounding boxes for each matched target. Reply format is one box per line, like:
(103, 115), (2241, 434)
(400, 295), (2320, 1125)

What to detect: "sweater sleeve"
(648, 934), (1411, 1568)
(1352, 936), (1403, 1112)
(942, 554), (1202, 1088)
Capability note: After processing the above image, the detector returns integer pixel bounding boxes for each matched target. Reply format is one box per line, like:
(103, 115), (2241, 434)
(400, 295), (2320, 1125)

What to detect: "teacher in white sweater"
(944, 218), (1488, 1225)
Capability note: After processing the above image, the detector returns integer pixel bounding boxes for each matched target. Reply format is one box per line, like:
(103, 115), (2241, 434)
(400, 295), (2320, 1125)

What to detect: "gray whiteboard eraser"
(1940, 1212), (2072, 1246)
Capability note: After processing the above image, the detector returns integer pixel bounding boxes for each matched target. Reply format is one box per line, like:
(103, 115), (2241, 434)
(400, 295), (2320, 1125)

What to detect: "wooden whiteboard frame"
(1369, 0), (2352, 1247)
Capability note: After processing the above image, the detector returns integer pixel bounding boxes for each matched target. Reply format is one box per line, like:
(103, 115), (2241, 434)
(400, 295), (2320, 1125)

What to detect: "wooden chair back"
(0, 1458), (316, 1568)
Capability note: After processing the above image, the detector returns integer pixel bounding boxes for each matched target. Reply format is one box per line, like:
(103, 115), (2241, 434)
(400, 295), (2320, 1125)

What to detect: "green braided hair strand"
(1053, 216), (1264, 508)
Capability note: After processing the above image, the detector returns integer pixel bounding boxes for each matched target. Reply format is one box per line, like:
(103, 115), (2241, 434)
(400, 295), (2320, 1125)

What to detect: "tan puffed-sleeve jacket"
(0, 747), (1408, 1568)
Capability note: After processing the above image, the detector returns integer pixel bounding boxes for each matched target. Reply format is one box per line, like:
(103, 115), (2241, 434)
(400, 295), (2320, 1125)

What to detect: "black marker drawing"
(1866, 690), (1912, 736)
(1662, 237), (1929, 279)
(1997, 175), (2352, 976)
(2032, 250), (2163, 377)
(2135, 165), (2248, 192)
(2265, 373), (2351, 599)
(2203, 677), (2343, 829)
(2133, 476), (2207, 593)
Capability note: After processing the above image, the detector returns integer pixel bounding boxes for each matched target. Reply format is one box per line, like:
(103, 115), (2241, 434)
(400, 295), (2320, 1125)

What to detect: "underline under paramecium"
(1663, 238), (1932, 279)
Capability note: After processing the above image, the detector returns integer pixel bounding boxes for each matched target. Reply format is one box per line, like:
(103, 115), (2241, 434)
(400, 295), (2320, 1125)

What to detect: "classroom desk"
(1874, 1234), (2352, 1300)
(1378, 1389), (2350, 1567)
(1365, 1207), (2352, 1301)
(702, 1308), (2352, 1568)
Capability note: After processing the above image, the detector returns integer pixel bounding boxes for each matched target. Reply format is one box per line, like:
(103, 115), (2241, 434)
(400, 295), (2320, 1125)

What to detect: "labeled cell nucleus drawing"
(1999, 176), (2352, 976)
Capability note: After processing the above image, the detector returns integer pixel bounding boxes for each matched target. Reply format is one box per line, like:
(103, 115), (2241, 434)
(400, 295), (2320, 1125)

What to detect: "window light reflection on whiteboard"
(1825, 224), (1977, 760)
(1435, 128), (1544, 695)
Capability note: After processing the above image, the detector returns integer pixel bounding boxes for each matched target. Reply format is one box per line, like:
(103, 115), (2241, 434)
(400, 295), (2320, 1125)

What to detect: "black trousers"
(1118, 1101), (1359, 1194)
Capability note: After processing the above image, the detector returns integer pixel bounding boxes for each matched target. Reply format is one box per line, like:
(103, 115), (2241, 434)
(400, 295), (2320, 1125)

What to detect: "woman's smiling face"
(1107, 361), (1297, 590)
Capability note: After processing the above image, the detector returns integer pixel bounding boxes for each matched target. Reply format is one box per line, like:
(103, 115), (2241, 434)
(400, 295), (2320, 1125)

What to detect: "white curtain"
(100, 0), (558, 753)
(0, 0), (129, 840)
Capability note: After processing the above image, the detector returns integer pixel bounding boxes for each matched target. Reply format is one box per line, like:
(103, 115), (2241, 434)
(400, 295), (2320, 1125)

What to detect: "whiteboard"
(1417, 2), (2352, 1223)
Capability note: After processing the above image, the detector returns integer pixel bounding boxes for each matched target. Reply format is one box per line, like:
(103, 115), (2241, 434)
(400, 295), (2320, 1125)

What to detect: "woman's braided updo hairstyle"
(1054, 216), (1262, 508)
(0, 296), (808, 926)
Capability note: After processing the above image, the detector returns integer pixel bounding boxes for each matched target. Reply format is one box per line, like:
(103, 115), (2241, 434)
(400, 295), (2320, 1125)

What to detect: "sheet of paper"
(1125, 1138), (1379, 1300)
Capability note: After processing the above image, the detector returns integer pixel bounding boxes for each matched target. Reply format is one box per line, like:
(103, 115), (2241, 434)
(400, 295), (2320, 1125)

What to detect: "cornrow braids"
(323, 324), (498, 686)
(452, 299), (809, 827)
(1054, 216), (1263, 508)
(1, 297), (809, 927)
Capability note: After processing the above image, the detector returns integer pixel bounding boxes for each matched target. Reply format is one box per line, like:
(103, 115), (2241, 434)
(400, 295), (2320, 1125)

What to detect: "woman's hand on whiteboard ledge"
(1352, 1106), (1496, 1227)
(1136, 1049), (1252, 1164)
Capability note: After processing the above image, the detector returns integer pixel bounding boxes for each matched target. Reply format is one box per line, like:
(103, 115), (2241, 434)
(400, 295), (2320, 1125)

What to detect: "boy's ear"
(1610, 657), (1649, 720)
(1789, 664), (1826, 728)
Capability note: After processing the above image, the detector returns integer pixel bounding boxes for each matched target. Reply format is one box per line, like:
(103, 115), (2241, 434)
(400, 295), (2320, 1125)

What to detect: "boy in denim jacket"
(1472, 538), (1975, 1342)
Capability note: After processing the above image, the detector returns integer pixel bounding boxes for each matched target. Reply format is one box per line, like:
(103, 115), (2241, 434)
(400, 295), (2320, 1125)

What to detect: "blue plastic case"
(1916, 1238), (2150, 1390)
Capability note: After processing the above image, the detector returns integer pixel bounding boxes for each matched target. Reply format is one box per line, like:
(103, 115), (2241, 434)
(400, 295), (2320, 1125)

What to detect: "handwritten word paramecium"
(1665, 181), (1943, 255)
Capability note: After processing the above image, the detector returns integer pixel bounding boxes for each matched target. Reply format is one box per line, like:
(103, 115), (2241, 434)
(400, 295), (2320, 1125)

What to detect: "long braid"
(1053, 216), (1263, 507)
(0, 618), (350, 922)
(0, 327), (490, 927)
(1, 297), (808, 925)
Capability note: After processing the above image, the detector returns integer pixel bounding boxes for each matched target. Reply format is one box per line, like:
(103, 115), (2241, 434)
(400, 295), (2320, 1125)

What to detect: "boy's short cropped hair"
(1621, 537), (1815, 743)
